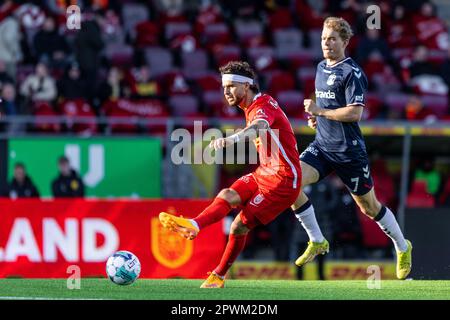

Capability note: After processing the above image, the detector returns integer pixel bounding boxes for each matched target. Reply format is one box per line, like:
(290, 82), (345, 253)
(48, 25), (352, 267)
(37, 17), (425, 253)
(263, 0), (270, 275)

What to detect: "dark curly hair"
(219, 61), (260, 93)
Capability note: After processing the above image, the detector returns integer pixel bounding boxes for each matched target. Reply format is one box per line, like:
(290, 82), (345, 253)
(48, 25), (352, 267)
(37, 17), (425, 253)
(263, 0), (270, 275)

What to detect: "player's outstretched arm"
(304, 99), (363, 122)
(209, 119), (269, 151)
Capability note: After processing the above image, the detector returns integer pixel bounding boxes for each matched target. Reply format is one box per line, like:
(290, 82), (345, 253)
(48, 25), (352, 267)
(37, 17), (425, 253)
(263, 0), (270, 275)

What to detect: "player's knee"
(217, 188), (240, 206)
(230, 220), (249, 235)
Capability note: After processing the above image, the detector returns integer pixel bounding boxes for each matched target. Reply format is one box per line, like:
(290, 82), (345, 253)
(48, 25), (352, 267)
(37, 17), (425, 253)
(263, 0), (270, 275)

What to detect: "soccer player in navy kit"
(291, 17), (412, 279)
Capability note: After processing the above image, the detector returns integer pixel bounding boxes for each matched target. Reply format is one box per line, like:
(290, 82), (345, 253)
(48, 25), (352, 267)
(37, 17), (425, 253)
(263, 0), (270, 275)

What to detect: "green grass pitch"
(0, 279), (449, 300)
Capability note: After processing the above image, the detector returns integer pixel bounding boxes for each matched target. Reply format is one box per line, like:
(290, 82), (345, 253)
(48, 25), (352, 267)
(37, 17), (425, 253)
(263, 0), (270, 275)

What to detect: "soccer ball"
(106, 251), (141, 285)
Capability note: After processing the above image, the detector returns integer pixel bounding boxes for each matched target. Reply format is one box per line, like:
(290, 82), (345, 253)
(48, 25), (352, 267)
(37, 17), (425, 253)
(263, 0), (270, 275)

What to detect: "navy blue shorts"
(300, 141), (373, 196)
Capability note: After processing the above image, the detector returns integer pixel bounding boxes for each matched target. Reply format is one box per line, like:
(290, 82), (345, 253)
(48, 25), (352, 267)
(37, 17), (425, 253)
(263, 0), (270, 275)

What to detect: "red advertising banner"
(0, 199), (225, 279)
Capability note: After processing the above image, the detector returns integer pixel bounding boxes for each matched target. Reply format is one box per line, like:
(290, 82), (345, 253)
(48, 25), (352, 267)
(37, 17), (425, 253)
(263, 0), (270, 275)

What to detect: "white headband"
(221, 74), (254, 85)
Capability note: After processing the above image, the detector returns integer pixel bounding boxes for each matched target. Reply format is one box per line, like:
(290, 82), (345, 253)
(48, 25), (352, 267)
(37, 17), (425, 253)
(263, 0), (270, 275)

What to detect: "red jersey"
(244, 93), (301, 192)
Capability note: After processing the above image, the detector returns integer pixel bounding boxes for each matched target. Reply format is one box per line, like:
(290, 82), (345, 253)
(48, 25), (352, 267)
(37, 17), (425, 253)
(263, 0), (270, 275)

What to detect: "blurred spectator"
(413, 1), (449, 51)
(51, 156), (85, 198)
(58, 63), (89, 100)
(409, 46), (438, 78)
(74, 13), (105, 100)
(127, 65), (162, 99)
(386, 4), (415, 49)
(356, 29), (392, 67)
(0, 9), (22, 79)
(0, 83), (18, 116)
(8, 163), (40, 199)
(414, 157), (442, 197)
(0, 60), (14, 89)
(407, 46), (448, 95)
(404, 95), (435, 121)
(33, 16), (70, 70)
(19, 62), (57, 103)
(97, 66), (127, 104)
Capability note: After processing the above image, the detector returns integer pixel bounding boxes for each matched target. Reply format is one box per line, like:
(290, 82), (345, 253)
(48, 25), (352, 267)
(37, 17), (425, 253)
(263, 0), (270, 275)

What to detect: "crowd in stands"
(0, 0), (449, 136)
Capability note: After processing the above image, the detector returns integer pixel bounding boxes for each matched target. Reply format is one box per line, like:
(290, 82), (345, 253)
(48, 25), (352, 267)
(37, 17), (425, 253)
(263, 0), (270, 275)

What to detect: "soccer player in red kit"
(159, 61), (301, 288)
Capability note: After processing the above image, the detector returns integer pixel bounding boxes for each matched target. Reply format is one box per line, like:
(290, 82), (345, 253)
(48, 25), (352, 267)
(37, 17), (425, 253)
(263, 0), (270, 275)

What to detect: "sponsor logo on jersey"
(355, 95), (364, 103)
(301, 145), (319, 157)
(315, 89), (336, 99)
(326, 74), (337, 86)
(254, 109), (268, 119)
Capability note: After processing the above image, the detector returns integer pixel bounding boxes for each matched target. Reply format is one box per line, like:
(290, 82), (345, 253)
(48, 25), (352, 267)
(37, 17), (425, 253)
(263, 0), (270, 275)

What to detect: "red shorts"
(229, 173), (300, 229)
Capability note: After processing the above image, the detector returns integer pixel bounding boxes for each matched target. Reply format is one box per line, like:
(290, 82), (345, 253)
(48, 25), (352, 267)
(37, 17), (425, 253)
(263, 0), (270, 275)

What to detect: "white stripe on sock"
(376, 207), (408, 252)
(295, 204), (325, 243)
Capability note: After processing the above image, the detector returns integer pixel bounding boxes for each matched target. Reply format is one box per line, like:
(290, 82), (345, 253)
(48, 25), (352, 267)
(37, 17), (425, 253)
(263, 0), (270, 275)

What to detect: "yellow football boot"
(396, 239), (413, 280)
(159, 212), (199, 240)
(200, 272), (225, 288)
(295, 239), (329, 267)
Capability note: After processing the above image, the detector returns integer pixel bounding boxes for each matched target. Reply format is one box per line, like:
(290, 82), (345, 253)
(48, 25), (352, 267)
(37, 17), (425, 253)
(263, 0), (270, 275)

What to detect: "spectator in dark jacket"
(8, 163), (40, 198)
(51, 156), (85, 197)
(33, 16), (70, 69)
(58, 62), (89, 100)
(74, 13), (104, 100)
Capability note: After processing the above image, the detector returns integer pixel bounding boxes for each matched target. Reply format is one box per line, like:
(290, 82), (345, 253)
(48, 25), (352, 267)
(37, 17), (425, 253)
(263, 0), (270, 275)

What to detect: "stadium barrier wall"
(0, 199), (225, 279)
(406, 208), (450, 279)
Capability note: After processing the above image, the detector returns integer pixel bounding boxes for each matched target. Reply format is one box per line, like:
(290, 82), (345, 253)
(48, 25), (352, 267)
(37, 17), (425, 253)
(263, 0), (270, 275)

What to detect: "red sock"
(214, 234), (247, 277)
(194, 197), (232, 229)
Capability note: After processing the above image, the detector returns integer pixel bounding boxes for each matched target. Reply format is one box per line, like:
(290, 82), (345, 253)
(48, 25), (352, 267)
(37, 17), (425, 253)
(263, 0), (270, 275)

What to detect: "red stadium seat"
(296, 67), (316, 98)
(169, 94), (200, 116)
(104, 43), (134, 66)
(165, 22), (192, 41)
(33, 102), (61, 133)
(234, 20), (264, 46)
(122, 3), (149, 40)
(276, 91), (305, 118)
(273, 29), (303, 51)
(384, 93), (412, 114)
(247, 47), (277, 71)
(421, 95), (448, 116)
(264, 70), (296, 96)
(59, 99), (97, 134)
(144, 47), (174, 77)
(267, 8), (294, 30)
(192, 72), (222, 92)
(202, 23), (232, 50)
(406, 181), (435, 208)
(181, 49), (209, 77)
(213, 45), (242, 68)
(135, 21), (160, 47)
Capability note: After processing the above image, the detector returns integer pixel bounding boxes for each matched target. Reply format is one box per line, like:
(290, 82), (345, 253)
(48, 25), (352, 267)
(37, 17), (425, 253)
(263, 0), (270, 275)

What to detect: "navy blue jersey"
(314, 57), (368, 152)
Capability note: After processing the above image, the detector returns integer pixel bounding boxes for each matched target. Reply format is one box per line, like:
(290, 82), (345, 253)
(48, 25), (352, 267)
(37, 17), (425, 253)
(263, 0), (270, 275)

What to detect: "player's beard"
(227, 93), (244, 108)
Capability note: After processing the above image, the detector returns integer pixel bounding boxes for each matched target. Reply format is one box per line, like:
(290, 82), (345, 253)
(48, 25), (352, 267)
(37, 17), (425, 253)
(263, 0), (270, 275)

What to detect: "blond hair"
(323, 17), (354, 41)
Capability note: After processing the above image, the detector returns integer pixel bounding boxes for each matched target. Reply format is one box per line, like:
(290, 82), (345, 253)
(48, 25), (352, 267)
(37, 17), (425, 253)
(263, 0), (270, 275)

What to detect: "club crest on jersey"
(250, 193), (264, 206)
(326, 74), (337, 86)
(255, 109), (268, 118)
